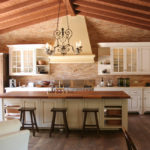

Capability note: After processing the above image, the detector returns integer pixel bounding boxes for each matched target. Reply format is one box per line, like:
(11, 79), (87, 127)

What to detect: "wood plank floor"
(29, 114), (150, 150)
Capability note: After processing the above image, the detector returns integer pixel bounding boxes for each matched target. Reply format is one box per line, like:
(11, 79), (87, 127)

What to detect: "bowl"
(42, 81), (50, 85)
(37, 60), (46, 65)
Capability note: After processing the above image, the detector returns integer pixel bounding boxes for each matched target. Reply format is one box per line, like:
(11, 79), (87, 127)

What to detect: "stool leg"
(95, 112), (100, 134)
(63, 111), (69, 137)
(20, 111), (23, 122)
(82, 111), (87, 136)
(32, 111), (39, 132)
(22, 111), (25, 129)
(30, 111), (35, 136)
(49, 111), (56, 137)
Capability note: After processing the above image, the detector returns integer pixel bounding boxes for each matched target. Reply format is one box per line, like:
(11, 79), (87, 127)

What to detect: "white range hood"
(48, 15), (95, 63)
(49, 55), (95, 63)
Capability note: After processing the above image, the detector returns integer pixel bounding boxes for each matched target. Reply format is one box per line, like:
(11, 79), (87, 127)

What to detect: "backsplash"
(10, 65), (150, 87)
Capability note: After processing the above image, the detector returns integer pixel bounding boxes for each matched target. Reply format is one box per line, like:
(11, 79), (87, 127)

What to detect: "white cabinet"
(98, 42), (150, 75)
(138, 48), (150, 73)
(125, 89), (142, 114)
(143, 89), (150, 112)
(9, 46), (36, 75)
(8, 44), (49, 76)
(94, 87), (142, 114)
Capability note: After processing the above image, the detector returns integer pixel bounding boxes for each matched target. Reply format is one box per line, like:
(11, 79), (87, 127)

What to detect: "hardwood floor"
(29, 114), (150, 150)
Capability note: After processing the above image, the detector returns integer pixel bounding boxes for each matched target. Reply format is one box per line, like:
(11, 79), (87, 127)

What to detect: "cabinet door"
(126, 48), (137, 73)
(23, 49), (35, 74)
(139, 48), (150, 73)
(65, 99), (84, 129)
(23, 99), (40, 126)
(129, 90), (141, 113)
(144, 91), (150, 112)
(40, 99), (64, 127)
(112, 48), (124, 72)
(84, 99), (101, 126)
(10, 49), (22, 75)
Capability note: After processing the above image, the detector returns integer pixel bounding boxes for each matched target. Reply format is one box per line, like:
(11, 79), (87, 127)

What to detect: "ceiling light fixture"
(45, 0), (82, 55)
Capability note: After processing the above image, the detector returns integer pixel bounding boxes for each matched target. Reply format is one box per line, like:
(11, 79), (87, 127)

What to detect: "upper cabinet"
(8, 44), (50, 76)
(98, 42), (150, 75)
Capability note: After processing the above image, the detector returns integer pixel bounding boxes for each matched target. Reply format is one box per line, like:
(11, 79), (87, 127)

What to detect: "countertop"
(0, 91), (130, 99)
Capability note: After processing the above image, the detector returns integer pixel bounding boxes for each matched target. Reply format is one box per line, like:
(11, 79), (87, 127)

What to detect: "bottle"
(100, 78), (104, 87)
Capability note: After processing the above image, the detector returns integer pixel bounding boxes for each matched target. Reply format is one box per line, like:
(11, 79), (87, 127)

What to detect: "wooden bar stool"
(19, 107), (39, 136)
(82, 108), (100, 136)
(49, 108), (69, 137)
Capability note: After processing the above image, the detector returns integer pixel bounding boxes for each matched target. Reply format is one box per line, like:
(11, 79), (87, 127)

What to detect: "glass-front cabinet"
(112, 48), (124, 72)
(111, 47), (138, 73)
(11, 49), (22, 74)
(98, 42), (150, 75)
(8, 44), (49, 76)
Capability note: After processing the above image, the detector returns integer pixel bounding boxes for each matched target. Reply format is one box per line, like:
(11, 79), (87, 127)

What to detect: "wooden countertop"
(0, 91), (130, 99)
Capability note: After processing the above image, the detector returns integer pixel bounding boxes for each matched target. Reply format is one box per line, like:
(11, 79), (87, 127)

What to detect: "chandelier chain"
(56, 0), (61, 30)
(65, 0), (69, 29)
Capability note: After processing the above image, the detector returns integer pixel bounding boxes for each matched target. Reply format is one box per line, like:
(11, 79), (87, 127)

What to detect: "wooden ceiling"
(0, 0), (150, 34)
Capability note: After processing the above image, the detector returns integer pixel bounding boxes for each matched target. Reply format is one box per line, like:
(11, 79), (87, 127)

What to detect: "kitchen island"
(0, 91), (130, 130)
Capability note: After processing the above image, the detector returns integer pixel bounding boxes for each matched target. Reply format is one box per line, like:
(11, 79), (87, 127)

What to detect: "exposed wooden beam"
(87, 0), (150, 12)
(0, 7), (66, 29)
(0, 12), (66, 34)
(0, 1), (63, 22)
(140, 0), (150, 3)
(0, 0), (43, 14)
(79, 12), (150, 30)
(74, 0), (150, 20)
(77, 6), (150, 27)
(63, 0), (76, 16)
(0, 0), (10, 3)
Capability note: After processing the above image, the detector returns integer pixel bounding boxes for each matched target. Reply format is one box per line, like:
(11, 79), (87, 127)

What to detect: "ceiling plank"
(74, 0), (150, 20)
(87, 0), (150, 12)
(0, 7), (66, 29)
(0, 0), (43, 14)
(0, 12), (66, 34)
(80, 12), (150, 30)
(63, 0), (76, 16)
(0, 1), (62, 22)
(77, 6), (150, 27)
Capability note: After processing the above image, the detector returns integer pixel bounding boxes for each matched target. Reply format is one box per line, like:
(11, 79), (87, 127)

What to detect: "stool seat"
(19, 107), (36, 111)
(19, 107), (39, 136)
(83, 108), (99, 112)
(49, 107), (69, 137)
(51, 108), (67, 112)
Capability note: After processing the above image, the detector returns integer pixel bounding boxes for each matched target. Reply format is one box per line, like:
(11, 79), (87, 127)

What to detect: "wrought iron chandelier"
(45, 0), (82, 55)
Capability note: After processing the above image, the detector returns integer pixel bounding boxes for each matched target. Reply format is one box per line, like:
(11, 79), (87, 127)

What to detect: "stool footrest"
(23, 123), (36, 125)
(54, 124), (66, 126)
(84, 125), (98, 127)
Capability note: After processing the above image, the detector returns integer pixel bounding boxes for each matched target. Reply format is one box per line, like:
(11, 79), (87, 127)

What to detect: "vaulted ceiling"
(0, 0), (150, 34)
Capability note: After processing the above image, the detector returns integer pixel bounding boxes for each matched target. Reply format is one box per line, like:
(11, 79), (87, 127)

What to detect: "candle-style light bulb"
(79, 41), (81, 47)
(46, 43), (49, 49)
(76, 42), (78, 48)
(49, 44), (52, 50)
